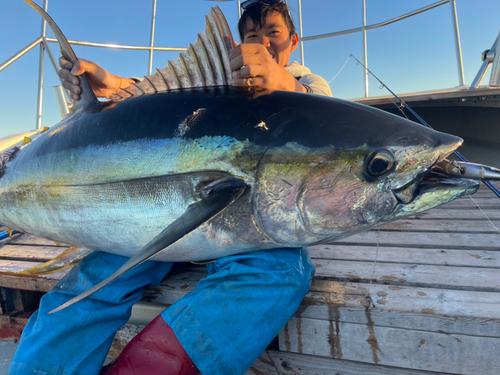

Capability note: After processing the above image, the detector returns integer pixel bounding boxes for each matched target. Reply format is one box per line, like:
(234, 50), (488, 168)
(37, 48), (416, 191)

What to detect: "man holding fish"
(9, 1), (332, 375)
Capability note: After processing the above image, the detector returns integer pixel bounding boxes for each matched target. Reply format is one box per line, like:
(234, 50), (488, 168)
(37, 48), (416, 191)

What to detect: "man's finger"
(58, 69), (79, 85)
(69, 92), (81, 101)
(229, 44), (243, 60)
(231, 64), (263, 80)
(58, 56), (73, 70)
(237, 43), (266, 54)
(229, 54), (263, 72)
(70, 61), (88, 76)
(62, 80), (81, 94)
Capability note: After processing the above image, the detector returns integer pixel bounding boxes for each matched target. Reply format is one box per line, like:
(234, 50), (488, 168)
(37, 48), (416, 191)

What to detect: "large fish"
(6, 1), (498, 312)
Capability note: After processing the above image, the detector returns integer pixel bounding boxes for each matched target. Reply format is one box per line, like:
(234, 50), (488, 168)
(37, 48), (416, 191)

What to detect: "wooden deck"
(1, 182), (499, 374)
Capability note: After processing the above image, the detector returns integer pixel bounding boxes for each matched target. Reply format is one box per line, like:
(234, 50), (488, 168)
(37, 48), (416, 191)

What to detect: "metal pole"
(362, 0), (369, 97)
(237, 0), (241, 18)
(43, 38), (71, 107)
(45, 37), (186, 52)
(148, 0), (157, 76)
(53, 85), (69, 118)
(300, 0), (448, 42)
(489, 31), (500, 86)
(0, 37), (42, 73)
(449, 0), (465, 87)
(298, 0), (304, 65)
(35, 0), (48, 130)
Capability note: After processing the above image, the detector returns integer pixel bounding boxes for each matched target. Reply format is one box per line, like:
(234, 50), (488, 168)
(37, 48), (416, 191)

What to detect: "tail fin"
(25, 0), (99, 112)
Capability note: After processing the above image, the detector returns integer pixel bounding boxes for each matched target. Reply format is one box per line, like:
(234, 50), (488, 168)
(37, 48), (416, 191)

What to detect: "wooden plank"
(440, 198), (500, 209)
(0, 260), (43, 273)
(295, 300), (500, 339)
(469, 193), (500, 199)
(0, 272), (59, 292)
(8, 235), (68, 247)
(245, 350), (452, 375)
(337, 231), (500, 249)
(479, 181), (500, 190)
(0, 245), (66, 262)
(411, 208), (500, 220)
(108, 323), (144, 359)
(472, 186), (499, 193)
(143, 278), (202, 305)
(308, 280), (500, 320)
(309, 245), (500, 267)
(378, 219), (500, 233)
(279, 316), (500, 374)
(298, 289), (500, 338)
(0, 232), (23, 246)
(314, 259), (500, 290)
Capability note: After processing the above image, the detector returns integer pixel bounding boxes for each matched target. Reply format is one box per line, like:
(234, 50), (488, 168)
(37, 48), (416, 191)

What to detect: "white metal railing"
(297, 0), (465, 96)
(470, 31), (500, 88)
(1, 0), (499, 131)
(0, 0), (187, 130)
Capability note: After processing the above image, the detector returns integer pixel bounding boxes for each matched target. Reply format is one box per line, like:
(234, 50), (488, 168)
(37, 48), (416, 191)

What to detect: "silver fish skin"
(0, 88), (479, 262)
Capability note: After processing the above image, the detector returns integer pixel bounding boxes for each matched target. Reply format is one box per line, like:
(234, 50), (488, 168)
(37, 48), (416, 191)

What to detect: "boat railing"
(470, 31), (500, 89)
(1, 0), (499, 132)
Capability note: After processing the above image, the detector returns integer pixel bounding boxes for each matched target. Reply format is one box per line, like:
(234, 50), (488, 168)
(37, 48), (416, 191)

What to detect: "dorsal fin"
(110, 6), (237, 101)
(24, 0), (99, 112)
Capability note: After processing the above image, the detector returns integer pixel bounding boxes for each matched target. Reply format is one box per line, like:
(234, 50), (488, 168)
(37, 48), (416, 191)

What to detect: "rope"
(468, 194), (500, 234)
(367, 227), (380, 298)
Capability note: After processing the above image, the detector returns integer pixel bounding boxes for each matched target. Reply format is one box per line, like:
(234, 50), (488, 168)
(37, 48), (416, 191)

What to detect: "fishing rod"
(349, 54), (500, 199)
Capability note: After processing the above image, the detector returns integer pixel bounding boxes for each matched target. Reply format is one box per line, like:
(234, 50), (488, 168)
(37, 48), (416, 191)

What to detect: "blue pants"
(8, 248), (315, 375)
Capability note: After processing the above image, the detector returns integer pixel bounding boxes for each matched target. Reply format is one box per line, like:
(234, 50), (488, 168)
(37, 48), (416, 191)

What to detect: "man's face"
(242, 10), (299, 67)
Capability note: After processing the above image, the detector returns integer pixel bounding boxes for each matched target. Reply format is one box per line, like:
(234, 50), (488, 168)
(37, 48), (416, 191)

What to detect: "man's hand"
(58, 58), (132, 101)
(229, 44), (306, 93)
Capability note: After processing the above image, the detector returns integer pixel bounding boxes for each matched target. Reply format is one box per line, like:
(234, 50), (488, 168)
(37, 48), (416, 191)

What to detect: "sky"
(0, 0), (499, 139)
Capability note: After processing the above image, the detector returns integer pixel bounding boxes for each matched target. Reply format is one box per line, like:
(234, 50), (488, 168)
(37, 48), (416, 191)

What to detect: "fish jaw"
(388, 176), (479, 221)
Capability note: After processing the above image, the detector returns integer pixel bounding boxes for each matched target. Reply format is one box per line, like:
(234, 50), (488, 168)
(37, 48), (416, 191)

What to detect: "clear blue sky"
(0, 0), (499, 139)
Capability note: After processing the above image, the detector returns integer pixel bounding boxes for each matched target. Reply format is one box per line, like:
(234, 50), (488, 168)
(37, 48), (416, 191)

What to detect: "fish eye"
(364, 148), (396, 178)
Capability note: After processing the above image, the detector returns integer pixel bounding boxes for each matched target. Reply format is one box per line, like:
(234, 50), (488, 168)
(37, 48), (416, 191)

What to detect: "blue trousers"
(8, 248), (315, 375)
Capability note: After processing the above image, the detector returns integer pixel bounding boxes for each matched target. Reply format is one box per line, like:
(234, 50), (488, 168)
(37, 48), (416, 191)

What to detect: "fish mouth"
(394, 171), (479, 205)
(394, 156), (500, 205)
(390, 159), (481, 218)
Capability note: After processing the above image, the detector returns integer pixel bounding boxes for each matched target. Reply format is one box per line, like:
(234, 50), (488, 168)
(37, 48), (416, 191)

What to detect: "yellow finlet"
(6, 229), (12, 238)
(22, 137), (32, 145)
(41, 126), (50, 133)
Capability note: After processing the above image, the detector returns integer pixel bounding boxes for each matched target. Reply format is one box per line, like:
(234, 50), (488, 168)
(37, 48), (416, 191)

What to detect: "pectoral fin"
(49, 177), (247, 314)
